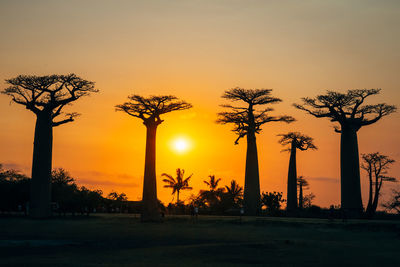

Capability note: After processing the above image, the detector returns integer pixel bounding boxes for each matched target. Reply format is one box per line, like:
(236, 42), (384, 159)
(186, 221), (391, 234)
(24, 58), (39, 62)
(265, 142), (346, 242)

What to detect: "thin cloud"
(73, 170), (139, 188)
(307, 177), (339, 183)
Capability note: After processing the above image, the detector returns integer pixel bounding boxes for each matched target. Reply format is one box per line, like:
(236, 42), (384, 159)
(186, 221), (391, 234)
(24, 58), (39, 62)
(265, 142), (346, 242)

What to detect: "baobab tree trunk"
(30, 111), (53, 218)
(298, 184), (303, 209)
(370, 180), (382, 216)
(243, 131), (261, 216)
(366, 171), (373, 216)
(141, 123), (161, 222)
(340, 127), (363, 217)
(286, 142), (297, 212)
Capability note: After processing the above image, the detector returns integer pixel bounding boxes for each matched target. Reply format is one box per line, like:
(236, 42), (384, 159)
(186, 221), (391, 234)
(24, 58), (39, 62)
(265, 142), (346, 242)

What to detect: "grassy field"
(0, 214), (399, 266)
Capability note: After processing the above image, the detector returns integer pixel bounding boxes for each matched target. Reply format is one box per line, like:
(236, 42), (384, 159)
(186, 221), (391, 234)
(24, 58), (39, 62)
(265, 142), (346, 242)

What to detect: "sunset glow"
(0, 0), (399, 209)
(171, 137), (191, 154)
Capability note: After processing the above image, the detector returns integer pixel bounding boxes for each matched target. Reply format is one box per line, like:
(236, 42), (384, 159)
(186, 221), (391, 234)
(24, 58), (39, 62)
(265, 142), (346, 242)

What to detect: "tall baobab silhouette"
(217, 88), (294, 215)
(1, 74), (98, 218)
(361, 152), (396, 217)
(297, 176), (309, 209)
(278, 132), (316, 211)
(294, 89), (396, 216)
(162, 168), (193, 204)
(116, 95), (192, 221)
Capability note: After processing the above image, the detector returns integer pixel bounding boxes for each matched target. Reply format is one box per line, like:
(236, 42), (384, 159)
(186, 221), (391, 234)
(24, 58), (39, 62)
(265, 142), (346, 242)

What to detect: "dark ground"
(0, 214), (399, 266)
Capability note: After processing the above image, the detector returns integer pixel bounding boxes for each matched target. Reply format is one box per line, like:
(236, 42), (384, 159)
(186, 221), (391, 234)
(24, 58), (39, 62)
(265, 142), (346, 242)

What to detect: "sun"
(171, 137), (191, 154)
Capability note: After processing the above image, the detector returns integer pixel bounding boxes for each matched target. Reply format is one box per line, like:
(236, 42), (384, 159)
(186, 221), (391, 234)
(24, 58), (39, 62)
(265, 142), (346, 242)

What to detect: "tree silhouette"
(224, 180), (243, 206)
(278, 132), (316, 211)
(383, 189), (400, 214)
(217, 88), (294, 215)
(2, 74), (98, 218)
(116, 95), (192, 221)
(361, 152), (396, 217)
(297, 176), (309, 209)
(294, 89), (396, 215)
(261, 191), (285, 214)
(162, 168), (193, 204)
(200, 175), (225, 209)
(303, 192), (316, 209)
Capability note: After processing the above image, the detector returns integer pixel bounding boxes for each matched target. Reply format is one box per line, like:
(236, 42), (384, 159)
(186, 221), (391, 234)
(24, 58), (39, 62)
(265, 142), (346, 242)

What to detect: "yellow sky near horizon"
(1, 0), (399, 208)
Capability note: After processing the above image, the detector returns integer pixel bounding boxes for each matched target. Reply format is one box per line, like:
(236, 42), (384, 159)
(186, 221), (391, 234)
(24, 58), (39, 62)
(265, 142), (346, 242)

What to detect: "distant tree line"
(0, 165), (136, 215)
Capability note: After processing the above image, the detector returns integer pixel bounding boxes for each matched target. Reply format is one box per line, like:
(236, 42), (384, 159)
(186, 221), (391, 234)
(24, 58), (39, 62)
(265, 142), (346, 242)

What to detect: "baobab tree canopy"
(293, 89), (396, 132)
(2, 74), (98, 126)
(278, 132), (317, 152)
(115, 95), (192, 126)
(217, 88), (295, 144)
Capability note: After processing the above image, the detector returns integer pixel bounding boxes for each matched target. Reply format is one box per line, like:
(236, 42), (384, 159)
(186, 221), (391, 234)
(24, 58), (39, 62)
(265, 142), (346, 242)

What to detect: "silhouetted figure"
(278, 132), (316, 212)
(329, 205), (335, 222)
(116, 95), (192, 222)
(361, 152), (396, 218)
(297, 176), (309, 209)
(294, 89), (396, 217)
(2, 74), (98, 218)
(217, 88), (294, 215)
(162, 168), (193, 204)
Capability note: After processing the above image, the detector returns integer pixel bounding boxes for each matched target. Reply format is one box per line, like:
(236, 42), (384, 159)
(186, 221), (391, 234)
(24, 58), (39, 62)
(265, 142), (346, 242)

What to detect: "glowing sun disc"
(171, 137), (191, 153)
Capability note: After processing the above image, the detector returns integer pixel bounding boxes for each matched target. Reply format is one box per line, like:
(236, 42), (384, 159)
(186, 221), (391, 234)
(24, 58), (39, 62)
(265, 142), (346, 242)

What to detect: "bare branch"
(2, 74), (98, 120)
(52, 112), (80, 127)
(295, 89), (396, 132)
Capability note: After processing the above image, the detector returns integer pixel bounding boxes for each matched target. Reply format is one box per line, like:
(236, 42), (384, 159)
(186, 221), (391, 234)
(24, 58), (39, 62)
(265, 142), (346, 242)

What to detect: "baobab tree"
(297, 176), (309, 209)
(217, 88), (294, 215)
(361, 152), (396, 217)
(278, 132), (317, 211)
(116, 95), (192, 221)
(294, 89), (396, 216)
(162, 168), (193, 204)
(2, 74), (98, 218)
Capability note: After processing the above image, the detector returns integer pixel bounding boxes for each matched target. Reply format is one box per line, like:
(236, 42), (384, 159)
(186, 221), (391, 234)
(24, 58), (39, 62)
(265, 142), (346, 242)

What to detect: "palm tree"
(297, 176), (309, 209)
(201, 175), (224, 208)
(278, 132), (316, 211)
(162, 168), (193, 204)
(225, 180), (243, 206)
(204, 175), (221, 191)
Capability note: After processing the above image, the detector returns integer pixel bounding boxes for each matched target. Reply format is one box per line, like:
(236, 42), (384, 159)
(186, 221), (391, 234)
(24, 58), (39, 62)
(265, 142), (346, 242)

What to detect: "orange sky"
(0, 0), (399, 208)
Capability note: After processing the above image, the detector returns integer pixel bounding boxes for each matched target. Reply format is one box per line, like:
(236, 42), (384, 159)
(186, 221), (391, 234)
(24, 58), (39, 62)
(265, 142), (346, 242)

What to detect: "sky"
(0, 0), (399, 208)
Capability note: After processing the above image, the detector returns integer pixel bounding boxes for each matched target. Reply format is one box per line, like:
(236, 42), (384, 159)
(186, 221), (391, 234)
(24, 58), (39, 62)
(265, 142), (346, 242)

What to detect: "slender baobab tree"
(278, 132), (316, 211)
(361, 152), (396, 217)
(116, 95), (192, 221)
(2, 74), (98, 218)
(217, 88), (295, 215)
(297, 176), (309, 209)
(162, 168), (193, 204)
(294, 89), (396, 216)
